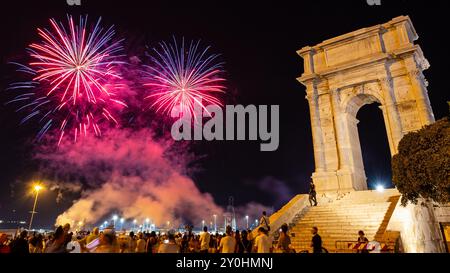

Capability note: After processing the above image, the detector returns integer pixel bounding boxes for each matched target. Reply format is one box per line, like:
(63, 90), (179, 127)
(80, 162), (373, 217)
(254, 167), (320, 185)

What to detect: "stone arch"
(297, 16), (435, 193)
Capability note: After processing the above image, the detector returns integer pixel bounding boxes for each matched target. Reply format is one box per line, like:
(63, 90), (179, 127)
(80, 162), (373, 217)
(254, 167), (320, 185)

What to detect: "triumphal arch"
(297, 16), (435, 192)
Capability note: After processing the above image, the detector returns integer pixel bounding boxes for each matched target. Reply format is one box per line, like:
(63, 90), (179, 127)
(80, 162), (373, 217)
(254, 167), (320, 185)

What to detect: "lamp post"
(145, 218), (150, 231)
(112, 215), (118, 227)
(245, 215), (249, 229)
(202, 220), (205, 230)
(213, 214), (217, 233)
(133, 219), (137, 231)
(28, 184), (43, 230)
(120, 218), (124, 230)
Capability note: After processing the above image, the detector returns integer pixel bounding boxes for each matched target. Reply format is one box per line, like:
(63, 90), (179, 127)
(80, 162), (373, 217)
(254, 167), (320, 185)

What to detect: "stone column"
(379, 77), (404, 154)
(407, 68), (435, 126)
(330, 88), (350, 171)
(378, 105), (397, 156)
(306, 84), (325, 172)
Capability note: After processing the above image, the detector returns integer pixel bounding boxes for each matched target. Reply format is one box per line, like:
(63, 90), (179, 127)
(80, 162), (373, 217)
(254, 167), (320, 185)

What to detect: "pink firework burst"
(8, 15), (126, 145)
(143, 38), (226, 119)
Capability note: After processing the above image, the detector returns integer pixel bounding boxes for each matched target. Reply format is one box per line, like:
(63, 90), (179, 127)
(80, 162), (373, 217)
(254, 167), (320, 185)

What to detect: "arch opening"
(356, 102), (393, 190)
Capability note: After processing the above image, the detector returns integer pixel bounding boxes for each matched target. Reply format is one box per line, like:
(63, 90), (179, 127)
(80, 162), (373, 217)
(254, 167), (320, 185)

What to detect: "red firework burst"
(8, 15), (126, 145)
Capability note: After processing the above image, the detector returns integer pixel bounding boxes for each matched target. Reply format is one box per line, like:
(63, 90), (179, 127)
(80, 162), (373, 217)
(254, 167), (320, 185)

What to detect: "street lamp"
(245, 215), (249, 229)
(255, 219), (259, 228)
(202, 220), (205, 229)
(213, 214), (217, 233)
(133, 219), (137, 230)
(120, 218), (124, 230)
(145, 218), (150, 231)
(28, 184), (44, 230)
(112, 215), (118, 227)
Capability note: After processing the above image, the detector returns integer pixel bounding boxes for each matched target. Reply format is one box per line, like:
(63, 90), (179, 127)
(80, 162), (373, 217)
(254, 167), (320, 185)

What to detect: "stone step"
(282, 189), (400, 253)
(307, 205), (390, 211)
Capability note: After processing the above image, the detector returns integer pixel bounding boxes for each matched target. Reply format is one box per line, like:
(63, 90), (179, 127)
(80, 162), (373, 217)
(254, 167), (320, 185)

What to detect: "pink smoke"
(36, 128), (224, 228)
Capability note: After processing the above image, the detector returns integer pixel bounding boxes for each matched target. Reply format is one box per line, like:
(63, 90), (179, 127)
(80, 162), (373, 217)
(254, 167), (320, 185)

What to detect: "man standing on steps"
(311, 226), (323, 253)
(309, 181), (318, 206)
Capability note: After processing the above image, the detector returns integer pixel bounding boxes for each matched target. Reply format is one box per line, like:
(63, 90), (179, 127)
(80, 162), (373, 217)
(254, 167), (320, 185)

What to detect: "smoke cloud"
(36, 128), (224, 228)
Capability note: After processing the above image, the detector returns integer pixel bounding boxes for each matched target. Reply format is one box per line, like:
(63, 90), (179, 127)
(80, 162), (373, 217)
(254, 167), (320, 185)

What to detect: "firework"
(7, 15), (126, 145)
(143, 38), (226, 119)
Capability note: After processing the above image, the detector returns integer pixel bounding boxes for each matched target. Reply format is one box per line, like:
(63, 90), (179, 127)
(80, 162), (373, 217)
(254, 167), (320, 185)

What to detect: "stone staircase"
(287, 189), (401, 253)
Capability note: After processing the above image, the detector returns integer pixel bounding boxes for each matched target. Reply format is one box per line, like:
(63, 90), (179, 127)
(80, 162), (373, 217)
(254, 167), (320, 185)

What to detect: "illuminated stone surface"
(267, 16), (450, 253)
(297, 15), (434, 193)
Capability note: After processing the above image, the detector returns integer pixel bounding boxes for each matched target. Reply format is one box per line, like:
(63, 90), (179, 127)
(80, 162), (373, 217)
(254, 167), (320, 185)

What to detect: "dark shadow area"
(357, 103), (393, 189)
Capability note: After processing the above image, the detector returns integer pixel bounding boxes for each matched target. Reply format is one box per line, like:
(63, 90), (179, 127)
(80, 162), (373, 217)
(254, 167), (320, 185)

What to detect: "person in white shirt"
(366, 241), (382, 253)
(199, 226), (211, 253)
(254, 227), (272, 253)
(259, 211), (270, 232)
(218, 226), (236, 253)
(135, 232), (146, 253)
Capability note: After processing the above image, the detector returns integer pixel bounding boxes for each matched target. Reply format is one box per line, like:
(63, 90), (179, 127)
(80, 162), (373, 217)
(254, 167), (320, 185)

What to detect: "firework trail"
(143, 38), (226, 119)
(7, 15), (126, 145)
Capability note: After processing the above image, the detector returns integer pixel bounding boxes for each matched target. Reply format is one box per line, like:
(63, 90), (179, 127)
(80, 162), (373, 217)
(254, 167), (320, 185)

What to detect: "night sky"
(0, 0), (448, 228)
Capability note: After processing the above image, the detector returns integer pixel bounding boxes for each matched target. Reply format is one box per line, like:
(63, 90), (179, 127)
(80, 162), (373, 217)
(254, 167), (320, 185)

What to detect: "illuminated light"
(33, 184), (43, 192)
(376, 184), (385, 192)
(112, 215), (118, 221)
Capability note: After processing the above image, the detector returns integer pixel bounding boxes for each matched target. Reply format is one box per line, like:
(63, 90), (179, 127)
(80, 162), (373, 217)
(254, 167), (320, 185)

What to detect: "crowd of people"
(0, 208), (377, 254)
(0, 210), (301, 254)
(0, 225), (286, 254)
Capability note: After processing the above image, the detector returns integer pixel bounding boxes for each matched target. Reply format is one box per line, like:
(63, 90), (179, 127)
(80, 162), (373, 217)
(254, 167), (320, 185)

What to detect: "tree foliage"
(392, 118), (450, 206)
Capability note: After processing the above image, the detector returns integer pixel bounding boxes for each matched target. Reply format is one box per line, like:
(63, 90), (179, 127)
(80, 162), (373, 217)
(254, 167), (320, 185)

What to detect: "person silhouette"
(309, 181), (317, 206)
